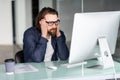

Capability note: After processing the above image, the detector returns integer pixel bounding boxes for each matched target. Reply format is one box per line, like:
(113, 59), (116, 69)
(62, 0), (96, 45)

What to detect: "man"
(23, 7), (69, 62)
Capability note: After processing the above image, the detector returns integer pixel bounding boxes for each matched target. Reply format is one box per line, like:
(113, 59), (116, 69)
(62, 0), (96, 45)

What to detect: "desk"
(0, 60), (120, 80)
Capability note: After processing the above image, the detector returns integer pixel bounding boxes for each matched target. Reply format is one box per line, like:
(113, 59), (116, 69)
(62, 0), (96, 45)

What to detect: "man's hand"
(56, 25), (61, 37)
(39, 19), (49, 39)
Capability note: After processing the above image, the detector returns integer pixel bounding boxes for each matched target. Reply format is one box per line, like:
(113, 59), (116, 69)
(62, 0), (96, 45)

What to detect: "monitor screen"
(69, 11), (120, 64)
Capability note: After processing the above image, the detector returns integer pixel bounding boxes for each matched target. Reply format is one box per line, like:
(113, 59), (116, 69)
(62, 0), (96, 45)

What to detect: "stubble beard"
(48, 28), (57, 37)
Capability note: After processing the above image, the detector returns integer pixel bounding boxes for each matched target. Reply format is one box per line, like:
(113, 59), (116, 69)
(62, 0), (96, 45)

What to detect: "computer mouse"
(47, 66), (57, 70)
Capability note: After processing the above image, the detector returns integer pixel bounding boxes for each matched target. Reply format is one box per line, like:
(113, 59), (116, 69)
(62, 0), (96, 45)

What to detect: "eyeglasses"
(45, 19), (60, 26)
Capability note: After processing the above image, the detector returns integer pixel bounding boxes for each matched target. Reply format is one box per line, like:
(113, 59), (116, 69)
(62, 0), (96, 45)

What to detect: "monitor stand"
(62, 37), (115, 69)
(97, 37), (115, 69)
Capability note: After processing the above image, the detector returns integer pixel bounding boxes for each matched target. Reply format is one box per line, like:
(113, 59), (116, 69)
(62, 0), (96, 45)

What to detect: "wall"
(56, 0), (81, 42)
(0, 0), (13, 45)
(15, 0), (32, 46)
(39, 0), (53, 10)
(0, 0), (32, 46)
(0, 0), (32, 63)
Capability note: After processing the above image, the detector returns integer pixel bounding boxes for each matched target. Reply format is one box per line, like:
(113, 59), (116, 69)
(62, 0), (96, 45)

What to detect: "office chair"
(15, 50), (24, 63)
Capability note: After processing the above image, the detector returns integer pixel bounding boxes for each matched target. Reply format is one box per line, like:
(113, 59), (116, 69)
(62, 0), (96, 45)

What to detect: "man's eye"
(48, 22), (54, 24)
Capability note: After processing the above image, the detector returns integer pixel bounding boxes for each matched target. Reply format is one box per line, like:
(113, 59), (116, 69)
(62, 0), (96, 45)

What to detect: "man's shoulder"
(24, 26), (39, 34)
(25, 26), (35, 31)
(24, 27), (38, 37)
(60, 30), (65, 35)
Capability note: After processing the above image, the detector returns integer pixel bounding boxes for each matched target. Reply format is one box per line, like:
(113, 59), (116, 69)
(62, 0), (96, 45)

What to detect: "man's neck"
(46, 34), (51, 40)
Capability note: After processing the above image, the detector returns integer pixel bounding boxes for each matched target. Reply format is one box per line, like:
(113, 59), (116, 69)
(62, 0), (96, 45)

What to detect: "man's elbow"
(60, 55), (69, 60)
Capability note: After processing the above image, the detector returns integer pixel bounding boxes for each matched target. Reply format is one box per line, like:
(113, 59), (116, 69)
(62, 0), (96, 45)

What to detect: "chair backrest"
(15, 50), (24, 63)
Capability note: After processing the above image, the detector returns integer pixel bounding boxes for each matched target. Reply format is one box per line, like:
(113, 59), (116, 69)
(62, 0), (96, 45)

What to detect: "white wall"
(0, 0), (32, 45)
(0, 0), (13, 45)
(15, 0), (32, 46)
(39, 0), (53, 10)
(56, 0), (81, 42)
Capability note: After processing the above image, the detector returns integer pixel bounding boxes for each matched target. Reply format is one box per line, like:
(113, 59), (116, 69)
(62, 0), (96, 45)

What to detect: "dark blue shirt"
(23, 27), (69, 62)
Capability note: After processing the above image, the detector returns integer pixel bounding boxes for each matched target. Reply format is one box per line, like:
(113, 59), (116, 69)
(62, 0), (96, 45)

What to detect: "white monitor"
(69, 11), (120, 68)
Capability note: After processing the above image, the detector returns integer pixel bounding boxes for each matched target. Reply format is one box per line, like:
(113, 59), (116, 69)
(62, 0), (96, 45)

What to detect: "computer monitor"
(69, 11), (120, 68)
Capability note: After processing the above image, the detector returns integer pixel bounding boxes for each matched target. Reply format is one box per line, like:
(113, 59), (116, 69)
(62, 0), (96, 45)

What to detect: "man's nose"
(52, 24), (57, 28)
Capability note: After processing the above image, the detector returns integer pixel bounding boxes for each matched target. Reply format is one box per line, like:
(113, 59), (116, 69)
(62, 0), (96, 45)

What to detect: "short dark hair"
(35, 7), (58, 31)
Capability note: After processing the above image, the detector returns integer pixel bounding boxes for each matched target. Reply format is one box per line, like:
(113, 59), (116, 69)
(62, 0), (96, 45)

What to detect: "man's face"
(44, 14), (60, 36)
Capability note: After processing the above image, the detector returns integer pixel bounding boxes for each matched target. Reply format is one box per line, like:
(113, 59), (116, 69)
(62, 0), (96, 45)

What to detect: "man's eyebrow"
(45, 19), (59, 22)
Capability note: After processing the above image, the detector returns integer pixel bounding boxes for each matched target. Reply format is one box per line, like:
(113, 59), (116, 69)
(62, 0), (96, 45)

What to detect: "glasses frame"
(45, 19), (60, 26)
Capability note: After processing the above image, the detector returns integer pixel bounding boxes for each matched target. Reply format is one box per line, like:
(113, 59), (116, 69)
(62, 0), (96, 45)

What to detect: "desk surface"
(0, 60), (120, 80)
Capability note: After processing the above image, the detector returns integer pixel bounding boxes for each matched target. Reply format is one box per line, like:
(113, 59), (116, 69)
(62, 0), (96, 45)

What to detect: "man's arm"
(56, 31), (69, 60)
(23, 29), (48, 62)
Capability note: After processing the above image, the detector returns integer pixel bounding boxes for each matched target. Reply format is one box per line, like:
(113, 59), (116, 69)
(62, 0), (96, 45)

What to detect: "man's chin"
(48, 29), (57, 37)
(48, 31), (56, 37)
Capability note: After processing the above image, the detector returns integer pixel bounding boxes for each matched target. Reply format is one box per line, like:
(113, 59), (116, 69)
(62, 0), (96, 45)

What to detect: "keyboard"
(61, 62), (87, 68)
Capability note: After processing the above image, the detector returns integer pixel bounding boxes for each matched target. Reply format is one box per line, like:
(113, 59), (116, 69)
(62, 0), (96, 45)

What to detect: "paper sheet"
(15, 64), (39, 74)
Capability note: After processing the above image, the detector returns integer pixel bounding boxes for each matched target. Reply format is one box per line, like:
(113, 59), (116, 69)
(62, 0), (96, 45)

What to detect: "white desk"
(0, 60), (120, 80)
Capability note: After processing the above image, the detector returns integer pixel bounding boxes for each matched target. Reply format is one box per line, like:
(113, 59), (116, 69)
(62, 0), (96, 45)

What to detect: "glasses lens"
(55, 20), (60, 25)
